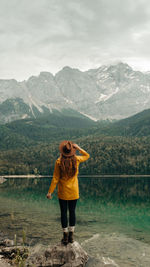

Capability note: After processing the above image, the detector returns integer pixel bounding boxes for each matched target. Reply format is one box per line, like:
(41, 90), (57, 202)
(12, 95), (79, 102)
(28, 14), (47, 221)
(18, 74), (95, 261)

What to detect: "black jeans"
(59, 199), (77, 228)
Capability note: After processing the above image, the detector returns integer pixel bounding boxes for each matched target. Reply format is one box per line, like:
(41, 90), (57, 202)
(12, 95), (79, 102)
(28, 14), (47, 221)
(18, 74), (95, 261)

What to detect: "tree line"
(0, 135), (150, 175)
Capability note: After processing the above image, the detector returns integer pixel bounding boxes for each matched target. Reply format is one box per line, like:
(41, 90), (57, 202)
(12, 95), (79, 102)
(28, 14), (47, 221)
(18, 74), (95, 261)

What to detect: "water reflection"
(0, 177), (150, 266)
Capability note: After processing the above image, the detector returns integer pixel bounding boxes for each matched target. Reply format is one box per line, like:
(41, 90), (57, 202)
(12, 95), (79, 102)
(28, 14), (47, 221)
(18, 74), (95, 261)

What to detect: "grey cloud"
(0, 0), (150, 80)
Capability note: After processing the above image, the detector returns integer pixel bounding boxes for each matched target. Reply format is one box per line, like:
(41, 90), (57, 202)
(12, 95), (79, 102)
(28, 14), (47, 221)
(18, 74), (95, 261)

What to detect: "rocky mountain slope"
(0, 62), (150, 123)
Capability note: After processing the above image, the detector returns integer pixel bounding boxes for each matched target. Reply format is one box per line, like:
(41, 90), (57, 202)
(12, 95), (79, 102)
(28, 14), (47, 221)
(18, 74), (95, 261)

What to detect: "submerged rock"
(27, 241), (88, 267)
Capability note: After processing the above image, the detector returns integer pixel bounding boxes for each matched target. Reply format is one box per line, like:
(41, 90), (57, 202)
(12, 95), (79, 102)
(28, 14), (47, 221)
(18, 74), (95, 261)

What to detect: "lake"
(0, 176), (150, 266)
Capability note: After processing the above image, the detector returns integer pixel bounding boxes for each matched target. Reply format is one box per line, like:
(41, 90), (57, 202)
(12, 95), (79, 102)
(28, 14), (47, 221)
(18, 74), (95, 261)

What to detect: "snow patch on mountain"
(80, 111), (98, 122)
(95, 87), (119, 103)
(45, 103), (53, 113)
(63, 97), (73, 104)
(22, 114), (29, 119)
(28, 103), (36, 118)
(140, 85), (150, 93)
(95, 93), (107, 102)
(28, 94), (43, 113)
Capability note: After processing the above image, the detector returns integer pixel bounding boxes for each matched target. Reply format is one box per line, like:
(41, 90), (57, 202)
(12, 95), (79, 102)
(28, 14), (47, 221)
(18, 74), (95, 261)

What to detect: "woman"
(47, 140), (90, 245)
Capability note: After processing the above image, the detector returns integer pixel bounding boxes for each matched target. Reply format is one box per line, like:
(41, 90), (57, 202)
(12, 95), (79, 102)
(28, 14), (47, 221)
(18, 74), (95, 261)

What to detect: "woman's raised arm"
(73, 144), (90, 163)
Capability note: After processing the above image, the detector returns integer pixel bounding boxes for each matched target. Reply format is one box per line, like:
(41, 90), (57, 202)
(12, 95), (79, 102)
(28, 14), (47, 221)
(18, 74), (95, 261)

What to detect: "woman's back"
(49, 149), (90, 200)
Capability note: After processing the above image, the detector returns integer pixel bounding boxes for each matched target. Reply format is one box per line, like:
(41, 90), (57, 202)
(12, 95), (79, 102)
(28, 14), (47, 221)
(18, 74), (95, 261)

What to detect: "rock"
(0, 177), (6, 184)
(0, 239), (14, 247)
(27, 241), (88, 267)
(1, 246), (29, 260)
(86, 256), (117, 267)
(0, 257), (11, 267)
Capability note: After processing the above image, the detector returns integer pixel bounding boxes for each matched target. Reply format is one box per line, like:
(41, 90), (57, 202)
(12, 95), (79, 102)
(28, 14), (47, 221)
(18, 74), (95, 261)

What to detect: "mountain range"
(0, 62), (150, 123)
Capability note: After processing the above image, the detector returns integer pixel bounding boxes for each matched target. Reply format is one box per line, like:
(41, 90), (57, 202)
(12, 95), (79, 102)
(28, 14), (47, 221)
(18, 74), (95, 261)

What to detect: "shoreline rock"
(27, 241), (88, 267)
(0, 236), (89, 267)
(0, 257), (12, 267)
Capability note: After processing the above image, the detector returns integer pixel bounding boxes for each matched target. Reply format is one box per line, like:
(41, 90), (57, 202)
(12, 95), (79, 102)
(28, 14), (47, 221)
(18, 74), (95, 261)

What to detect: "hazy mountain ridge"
(0, 62), (150, 123)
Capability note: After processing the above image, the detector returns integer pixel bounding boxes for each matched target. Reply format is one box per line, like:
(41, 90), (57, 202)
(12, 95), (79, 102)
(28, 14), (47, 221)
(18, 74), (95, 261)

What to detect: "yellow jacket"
(48, 149), (90, 200)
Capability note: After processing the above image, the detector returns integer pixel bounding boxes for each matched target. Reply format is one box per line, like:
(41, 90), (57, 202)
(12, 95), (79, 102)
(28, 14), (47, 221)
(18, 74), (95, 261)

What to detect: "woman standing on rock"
(47, 141), (90, 245)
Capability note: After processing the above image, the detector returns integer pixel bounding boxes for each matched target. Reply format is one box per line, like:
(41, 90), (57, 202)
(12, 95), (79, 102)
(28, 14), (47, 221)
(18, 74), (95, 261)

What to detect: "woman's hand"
(47, 193), (52, 199)
(73, 143), (82, 150)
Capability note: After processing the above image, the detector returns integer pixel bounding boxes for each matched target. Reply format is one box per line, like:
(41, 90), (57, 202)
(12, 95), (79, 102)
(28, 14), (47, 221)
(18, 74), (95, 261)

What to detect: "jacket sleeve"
(48, 160), (60, 194)
(77, 148), (90, 163)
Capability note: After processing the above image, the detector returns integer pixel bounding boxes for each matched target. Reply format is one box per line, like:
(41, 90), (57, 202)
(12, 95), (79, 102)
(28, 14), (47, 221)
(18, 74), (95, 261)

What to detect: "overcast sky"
(0, 0), (150, 80)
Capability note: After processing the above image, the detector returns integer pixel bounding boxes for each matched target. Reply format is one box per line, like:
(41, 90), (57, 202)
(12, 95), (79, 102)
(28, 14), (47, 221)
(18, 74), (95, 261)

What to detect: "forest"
(0, 135), (150, 175)
(0, 109), (150, 176)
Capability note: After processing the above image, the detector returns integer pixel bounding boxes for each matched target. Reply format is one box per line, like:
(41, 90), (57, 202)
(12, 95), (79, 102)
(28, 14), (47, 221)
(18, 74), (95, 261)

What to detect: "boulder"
(27, 241), (88, 267)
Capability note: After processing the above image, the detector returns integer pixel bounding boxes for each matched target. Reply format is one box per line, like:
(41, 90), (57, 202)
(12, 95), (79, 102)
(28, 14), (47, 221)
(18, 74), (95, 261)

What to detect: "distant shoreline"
(0, 174), (150, 178)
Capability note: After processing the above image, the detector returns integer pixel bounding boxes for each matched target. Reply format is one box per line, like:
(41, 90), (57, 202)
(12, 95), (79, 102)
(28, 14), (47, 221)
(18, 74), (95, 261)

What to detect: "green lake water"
(0, 177), (150, 266)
